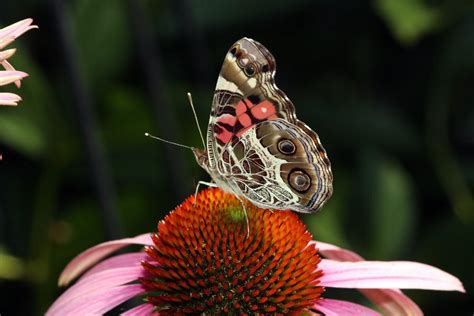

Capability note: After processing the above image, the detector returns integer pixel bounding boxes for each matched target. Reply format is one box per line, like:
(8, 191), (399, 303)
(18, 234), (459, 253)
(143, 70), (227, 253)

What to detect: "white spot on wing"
(216, 76), (242, 94)
(247, 77), (257, 88)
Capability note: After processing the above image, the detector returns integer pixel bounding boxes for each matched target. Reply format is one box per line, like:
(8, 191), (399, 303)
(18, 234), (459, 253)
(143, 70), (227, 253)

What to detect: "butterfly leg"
(234, 195), (250, 239)
(193, 180), (218, 207)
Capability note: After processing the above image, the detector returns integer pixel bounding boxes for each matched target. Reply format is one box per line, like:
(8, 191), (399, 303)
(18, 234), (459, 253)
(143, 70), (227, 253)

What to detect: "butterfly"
(192, 37), (333, 213)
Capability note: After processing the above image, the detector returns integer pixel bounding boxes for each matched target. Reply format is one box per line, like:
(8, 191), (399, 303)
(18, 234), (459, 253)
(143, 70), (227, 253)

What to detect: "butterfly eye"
(289, 170), (311, 192)
(278, 139), (296, 155)
(244, 64), (256, 76)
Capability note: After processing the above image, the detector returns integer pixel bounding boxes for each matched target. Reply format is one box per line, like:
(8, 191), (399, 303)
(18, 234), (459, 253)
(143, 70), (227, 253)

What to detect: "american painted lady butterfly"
(192, 38), (333, 213)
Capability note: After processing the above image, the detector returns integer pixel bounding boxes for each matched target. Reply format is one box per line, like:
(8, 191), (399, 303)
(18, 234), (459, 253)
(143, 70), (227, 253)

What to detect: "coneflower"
(47, 188), (464, 315)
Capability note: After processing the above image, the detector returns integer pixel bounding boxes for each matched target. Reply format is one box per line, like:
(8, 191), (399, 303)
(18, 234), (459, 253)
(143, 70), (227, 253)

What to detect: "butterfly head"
(193, 147), (210, 173)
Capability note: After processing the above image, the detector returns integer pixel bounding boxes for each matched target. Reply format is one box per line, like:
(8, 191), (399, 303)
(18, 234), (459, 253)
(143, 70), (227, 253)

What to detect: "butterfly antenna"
(187, 92), (206, 148)
(144, 132), (194, 150)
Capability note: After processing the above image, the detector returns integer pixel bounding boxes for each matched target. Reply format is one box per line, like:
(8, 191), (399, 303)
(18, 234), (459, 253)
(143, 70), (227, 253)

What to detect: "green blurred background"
(0, 0), (473, 314)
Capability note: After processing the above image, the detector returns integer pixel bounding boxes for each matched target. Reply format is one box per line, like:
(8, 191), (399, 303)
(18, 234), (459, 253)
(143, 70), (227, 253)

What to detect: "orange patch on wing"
(238, 113), (252, 127)
(236, 100), (248, 116)
(216, 129), (233, 144)
(218, 113), (237, 126)
(250, 100), (277, 120)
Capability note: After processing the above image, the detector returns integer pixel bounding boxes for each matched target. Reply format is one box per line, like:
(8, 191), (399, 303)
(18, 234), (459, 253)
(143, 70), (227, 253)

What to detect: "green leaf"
(72, 0), (131, 87)
(370, 153), (417, 258)
(0, 248), (25, 280)
(0, 113), (45, 157)
(374, 0), (442, 45)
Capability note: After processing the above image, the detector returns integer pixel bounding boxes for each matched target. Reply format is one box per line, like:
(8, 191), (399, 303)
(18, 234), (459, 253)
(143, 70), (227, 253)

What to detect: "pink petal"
(313, 298), (381, 316)
(0, 48), (16, 62)
(58, 233), (153, 286)
(314, 240), (448, 315)
(316, 242), (420, 315)
(0, 92), (21, 106)
(82, 252), (149, 279)
(0, 18), (37, 42)
(1, 61), (22, 87)
(319, 259), (465, 292)
(0, 37), (15, 51)
(51, 265), (145, 313)
(0, 70), (27, 86)
(359, 288), (423, 316)
(121, 303), (156, 316)
(49, 263), (146, 314)
(312, 240), (363, 261)
(46, 284), (145, 316)
(1, 59), (15, 71)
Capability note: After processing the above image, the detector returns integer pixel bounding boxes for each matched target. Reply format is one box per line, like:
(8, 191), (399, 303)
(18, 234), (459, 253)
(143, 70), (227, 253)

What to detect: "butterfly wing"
(209, 38), (295, 147)
(202, 37), (333, 212)
(220, 119), (333, 213)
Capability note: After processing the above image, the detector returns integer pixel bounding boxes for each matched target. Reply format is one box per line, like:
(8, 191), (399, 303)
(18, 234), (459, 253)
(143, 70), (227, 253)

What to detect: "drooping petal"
(121, 303), (157, 316)
(1, 59), (15, 71)
(0, 48), (16, 62)
(52, 265), (145, 311)
(1, 60), (23, 88)
(0, 92), (21, 106)
(0, 70), (27, 86)
(319, 259), (465, 292)
(58, 233), (153, 286)
(0, 37), (15, 51)
(312, 240), (363, 261)
(314, 240), (423, 315)
(46, 284), (145, 316)
(0, 18), (37, 43)
(313, 298), (381, 316)
(359, 288), (423, 316)
(81, 252), (150, 279)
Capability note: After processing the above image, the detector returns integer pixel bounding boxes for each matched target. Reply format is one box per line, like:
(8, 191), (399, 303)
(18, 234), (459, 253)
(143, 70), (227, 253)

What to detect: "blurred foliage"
(374, 0), (442, 45)
(0, 0), (473, 315)
(0, 249), (25, 280)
